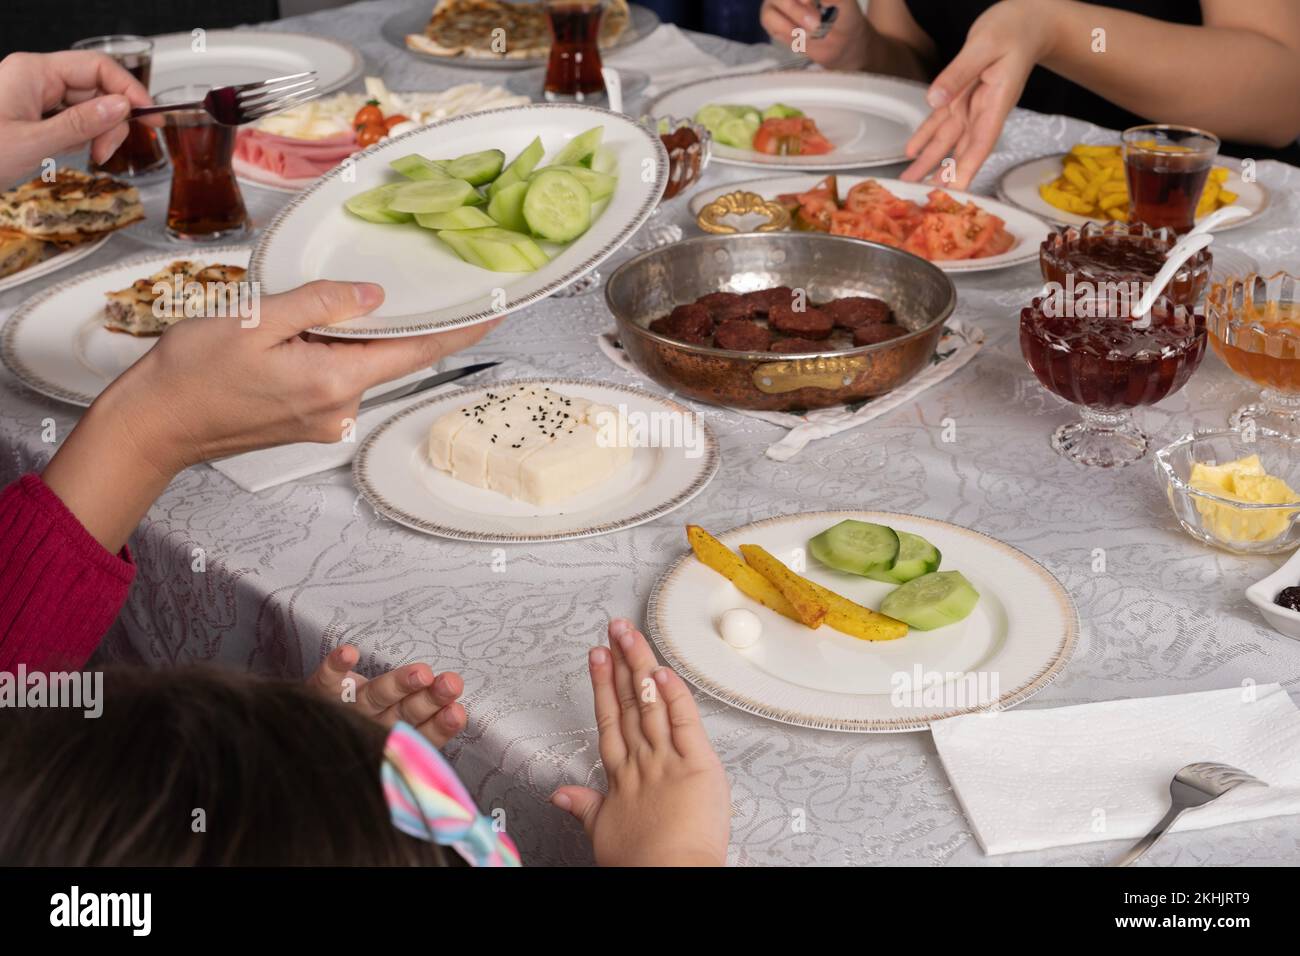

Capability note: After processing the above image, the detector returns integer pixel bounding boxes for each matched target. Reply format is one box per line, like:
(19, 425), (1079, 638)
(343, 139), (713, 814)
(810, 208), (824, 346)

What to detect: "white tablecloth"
(2, 0), (1299, 866)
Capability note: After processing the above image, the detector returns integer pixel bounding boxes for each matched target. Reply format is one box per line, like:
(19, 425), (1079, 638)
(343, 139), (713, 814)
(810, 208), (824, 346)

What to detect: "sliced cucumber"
(762, 102), (803, 120)
(544, 164), (616, 202)
(716, 116), (757, 149)
(390, 154), (450, 181)
(489, 136), (544, 197)
(387, 178), (476, 214)
(344, 183), (413, 224)
(415, 206), (497, 230)
(548, 125), (603, 168)
(522, 169), (591, 242)
(437, 227), (546, 272)
(471, 227), (549, 270)
(808, 520), (899, 576)
(439, 148), (505, 186)
(880, 571), (979, 631)
(436, 229), (488, 269)
(486, 180), (529, 232)
(693, 104), (733, 132)
(589, 145), (617, 175)
(864, 532), (942, 584)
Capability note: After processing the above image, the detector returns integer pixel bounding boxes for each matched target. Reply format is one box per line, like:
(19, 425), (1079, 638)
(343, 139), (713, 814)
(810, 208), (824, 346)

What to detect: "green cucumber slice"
(344, 183), (413, 224)
(716, 116), (757, 149)
(589, 145), (617, 175)
(808, 520), (899, 576)
(387, 178), (476, 214)
(489, 136), (545, 197)
(486, 180), (529, 232)
(693, 104), (732, 132)
(470, 227), (549, 270)
(864, 532), (942, 584)
(390, 154), (450, 181)
(440, 149), (505, 186)
(415, 206), (497, 230)
(436, 229), (488, 269)
(544, 165), (616, 202)
(549, 125), (603, 168)
(522, 169), (591, 242)
(880, 571), (980, 631)
(437, 227), (545, 272)
(762, 103), (803, 120)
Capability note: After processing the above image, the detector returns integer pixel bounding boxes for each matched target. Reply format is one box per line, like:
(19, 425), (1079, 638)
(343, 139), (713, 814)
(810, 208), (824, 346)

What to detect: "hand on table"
(307, 645), (467, 748)
(551, 618), (731, 866)
(761, 0), (871, 70)
(900, 0), (1052, 189)
(0, 51), (153, 183)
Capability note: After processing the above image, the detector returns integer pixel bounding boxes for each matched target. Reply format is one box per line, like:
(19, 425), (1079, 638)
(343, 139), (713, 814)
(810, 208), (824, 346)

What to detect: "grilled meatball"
(651, 302), (713, 344)
(768, 302), (833, 339)
(852, 323), (908, 347)
(742, 285), (797, 315)
(823, 296), (893, 329)
(713, 318), (773, 352)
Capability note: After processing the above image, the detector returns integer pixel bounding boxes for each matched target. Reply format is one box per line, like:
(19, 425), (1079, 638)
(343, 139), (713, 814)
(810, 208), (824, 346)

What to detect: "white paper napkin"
(930, 684), (1300, 856)
(606, 24), (783, 98)
(598, 316), (984, 460)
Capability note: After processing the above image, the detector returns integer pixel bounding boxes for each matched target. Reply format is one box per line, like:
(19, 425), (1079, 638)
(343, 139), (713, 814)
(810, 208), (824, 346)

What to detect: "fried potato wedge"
(802, 579), (909, 642)
(686, 525), (801, 623)
(738, 544), (828, 628)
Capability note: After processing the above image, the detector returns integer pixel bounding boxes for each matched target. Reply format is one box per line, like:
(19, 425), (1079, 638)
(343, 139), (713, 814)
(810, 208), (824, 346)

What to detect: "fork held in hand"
(129, 71), (319, 126)
(1113, 761), (1264, 866)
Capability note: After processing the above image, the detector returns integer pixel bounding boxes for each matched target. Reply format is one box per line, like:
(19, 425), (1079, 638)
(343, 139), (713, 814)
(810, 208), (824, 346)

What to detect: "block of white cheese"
(428, 385), (633, 506)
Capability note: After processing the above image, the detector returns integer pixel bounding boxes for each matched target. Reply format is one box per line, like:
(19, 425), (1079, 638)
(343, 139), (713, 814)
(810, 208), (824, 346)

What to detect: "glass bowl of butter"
(1155, 427), (1300, 554)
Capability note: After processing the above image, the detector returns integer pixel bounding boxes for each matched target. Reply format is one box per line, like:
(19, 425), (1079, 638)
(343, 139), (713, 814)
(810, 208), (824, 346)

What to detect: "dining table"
(2, 0), (1299, 867)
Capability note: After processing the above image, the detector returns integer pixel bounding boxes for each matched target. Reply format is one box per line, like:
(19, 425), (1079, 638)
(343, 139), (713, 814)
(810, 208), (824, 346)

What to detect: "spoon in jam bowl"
(1131, 231), (1215, 325)
(1184, 203), (1252, 239)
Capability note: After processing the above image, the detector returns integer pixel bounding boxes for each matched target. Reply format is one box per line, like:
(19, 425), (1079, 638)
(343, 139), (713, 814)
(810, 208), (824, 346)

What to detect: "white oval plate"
(648, 512), (1078, 733)
(149, 29), (363, 95)
(647, 70), (929, 171)
(0, 234), (110, 296)
(354, 378), (719, 543)
(997, 154), (1271, 232)
(249, 104), (667, 339)
(690, 174), (1050, 273)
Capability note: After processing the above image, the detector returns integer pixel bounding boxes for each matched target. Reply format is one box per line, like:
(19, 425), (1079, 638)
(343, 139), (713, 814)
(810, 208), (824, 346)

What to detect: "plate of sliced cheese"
(353, 378), (719, 542)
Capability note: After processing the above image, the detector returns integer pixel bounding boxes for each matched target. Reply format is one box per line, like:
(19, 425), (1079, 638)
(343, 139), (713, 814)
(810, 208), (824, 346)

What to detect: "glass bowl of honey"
(1155, 427), (1300, 554)
(1040, 220), (1212, 308)
(1206, 272), (1300, 436)
(1020, 288), (1207, 467)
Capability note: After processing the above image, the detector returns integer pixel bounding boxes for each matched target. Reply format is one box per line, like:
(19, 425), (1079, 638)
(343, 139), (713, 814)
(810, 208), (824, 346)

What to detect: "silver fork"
(129, 72), (318, 126)
(1113, 762), (1264, 866)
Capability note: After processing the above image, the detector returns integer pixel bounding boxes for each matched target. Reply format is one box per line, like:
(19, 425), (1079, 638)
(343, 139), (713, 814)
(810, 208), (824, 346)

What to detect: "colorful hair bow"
(382, 722), (522, 867)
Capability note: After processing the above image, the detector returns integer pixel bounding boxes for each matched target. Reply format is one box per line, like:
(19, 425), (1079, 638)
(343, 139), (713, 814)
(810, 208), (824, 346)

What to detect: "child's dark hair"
(0, 666), (458, 866)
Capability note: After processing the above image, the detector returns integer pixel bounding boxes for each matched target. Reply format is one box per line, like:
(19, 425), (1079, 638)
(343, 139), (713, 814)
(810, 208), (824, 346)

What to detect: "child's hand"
(306, 645), (467, 748)
(551, 618), (730, 866)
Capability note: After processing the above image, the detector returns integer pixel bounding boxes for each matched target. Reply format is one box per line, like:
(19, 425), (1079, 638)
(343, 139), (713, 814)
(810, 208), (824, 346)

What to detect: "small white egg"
(384, 120), (420, 138)
(719, 608), (762, 649)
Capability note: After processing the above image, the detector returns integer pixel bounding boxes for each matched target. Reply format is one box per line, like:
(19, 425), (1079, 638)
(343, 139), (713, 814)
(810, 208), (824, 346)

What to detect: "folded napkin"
(606, 24), (782, 98)
(209, 379), (457, 494)
(930, 684), (1300, 856)
(234, 129), (358, 180)
(598, 316), (984, 460)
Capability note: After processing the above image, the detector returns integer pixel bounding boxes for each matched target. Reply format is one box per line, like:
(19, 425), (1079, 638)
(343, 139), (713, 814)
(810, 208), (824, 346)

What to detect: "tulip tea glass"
(70, 35), (168, 178)
(155, 85), (249, 243)
(1122, 124), (1219, 234)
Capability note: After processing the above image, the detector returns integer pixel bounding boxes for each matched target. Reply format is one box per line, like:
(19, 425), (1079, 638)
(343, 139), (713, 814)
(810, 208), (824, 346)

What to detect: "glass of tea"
(155, 85), (249, 243)
(1122, 124), (1220, 234)
(543, 0), (606, 102)
(70, 35), (168, 178)
(1207, 272), (1300, 436)
(1020, 288), (1207, 467)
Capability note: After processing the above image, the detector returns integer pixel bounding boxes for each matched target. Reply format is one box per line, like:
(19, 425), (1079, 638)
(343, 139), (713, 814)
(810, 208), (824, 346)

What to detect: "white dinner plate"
(997, 154), (1271, 232)
(148, 29), (363, 95)
(354, 378), (719, 543)
(0, 246), (423, 407)
(648, 512), (1078, 733)
(647, 70), (929, 171)
(249, 104), (667, 338)
(0, 234), (110, 295)
(689, 174), (1051, 273)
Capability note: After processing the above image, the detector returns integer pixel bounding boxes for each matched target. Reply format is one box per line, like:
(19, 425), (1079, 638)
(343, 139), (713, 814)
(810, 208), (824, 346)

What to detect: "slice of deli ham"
(234, 130), (358, 180)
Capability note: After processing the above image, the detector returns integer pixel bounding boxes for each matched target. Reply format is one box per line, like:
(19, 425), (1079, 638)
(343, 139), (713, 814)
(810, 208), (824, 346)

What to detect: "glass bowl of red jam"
(1207, 272), (1300, 436)
(632, 115), (711, 248)
(1039, 220), (1212, 309)
(1020, 288), (1207, 467)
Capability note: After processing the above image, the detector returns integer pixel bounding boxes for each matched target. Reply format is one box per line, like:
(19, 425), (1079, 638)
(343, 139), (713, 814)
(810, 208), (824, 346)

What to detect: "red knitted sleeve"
(0, 474), (135, 672)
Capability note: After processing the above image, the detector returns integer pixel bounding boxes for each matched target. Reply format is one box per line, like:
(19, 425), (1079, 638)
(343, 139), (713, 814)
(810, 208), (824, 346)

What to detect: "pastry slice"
(0, 169), (143, 242)
(103, 260), (246, 336)
(0, 228), (49, 279)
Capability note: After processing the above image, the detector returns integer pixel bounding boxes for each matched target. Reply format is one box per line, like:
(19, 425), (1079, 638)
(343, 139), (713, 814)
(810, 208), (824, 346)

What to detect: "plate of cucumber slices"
(647, 512), (1079, 733)
(249, 104), (668, 338)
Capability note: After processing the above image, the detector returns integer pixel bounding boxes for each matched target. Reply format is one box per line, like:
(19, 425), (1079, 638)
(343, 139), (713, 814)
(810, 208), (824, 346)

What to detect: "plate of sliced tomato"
(690, 174), (1051, 272)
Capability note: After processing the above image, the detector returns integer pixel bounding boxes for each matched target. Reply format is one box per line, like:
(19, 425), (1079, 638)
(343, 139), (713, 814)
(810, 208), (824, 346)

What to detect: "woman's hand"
(307, 645), (467, 748)
(42, 280), (500, 552)
(761, 0), (871, 71)
(0, 51), (153, 183)
(901, 0), (1056, 188)
(551, 619), (730, 866)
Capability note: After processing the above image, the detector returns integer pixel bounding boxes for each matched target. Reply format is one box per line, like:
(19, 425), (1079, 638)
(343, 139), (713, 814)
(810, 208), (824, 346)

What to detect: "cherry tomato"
(383, 114), (410, 131)
(356, 122), (385, 147)
(354, 101), (383, 127)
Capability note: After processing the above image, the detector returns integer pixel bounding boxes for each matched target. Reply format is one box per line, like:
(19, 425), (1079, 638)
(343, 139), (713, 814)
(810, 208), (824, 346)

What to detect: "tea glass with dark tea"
(155, 85), (249, 243)
(1122, 124), (1219, 234)
(1020, 288), (1207, 467)
(70, 35), (168, 178)
(543, 0), (606, 102)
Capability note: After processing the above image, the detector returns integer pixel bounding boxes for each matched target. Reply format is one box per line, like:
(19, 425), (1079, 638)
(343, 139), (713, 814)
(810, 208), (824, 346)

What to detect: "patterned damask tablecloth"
(2, 0), (1300, 865)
